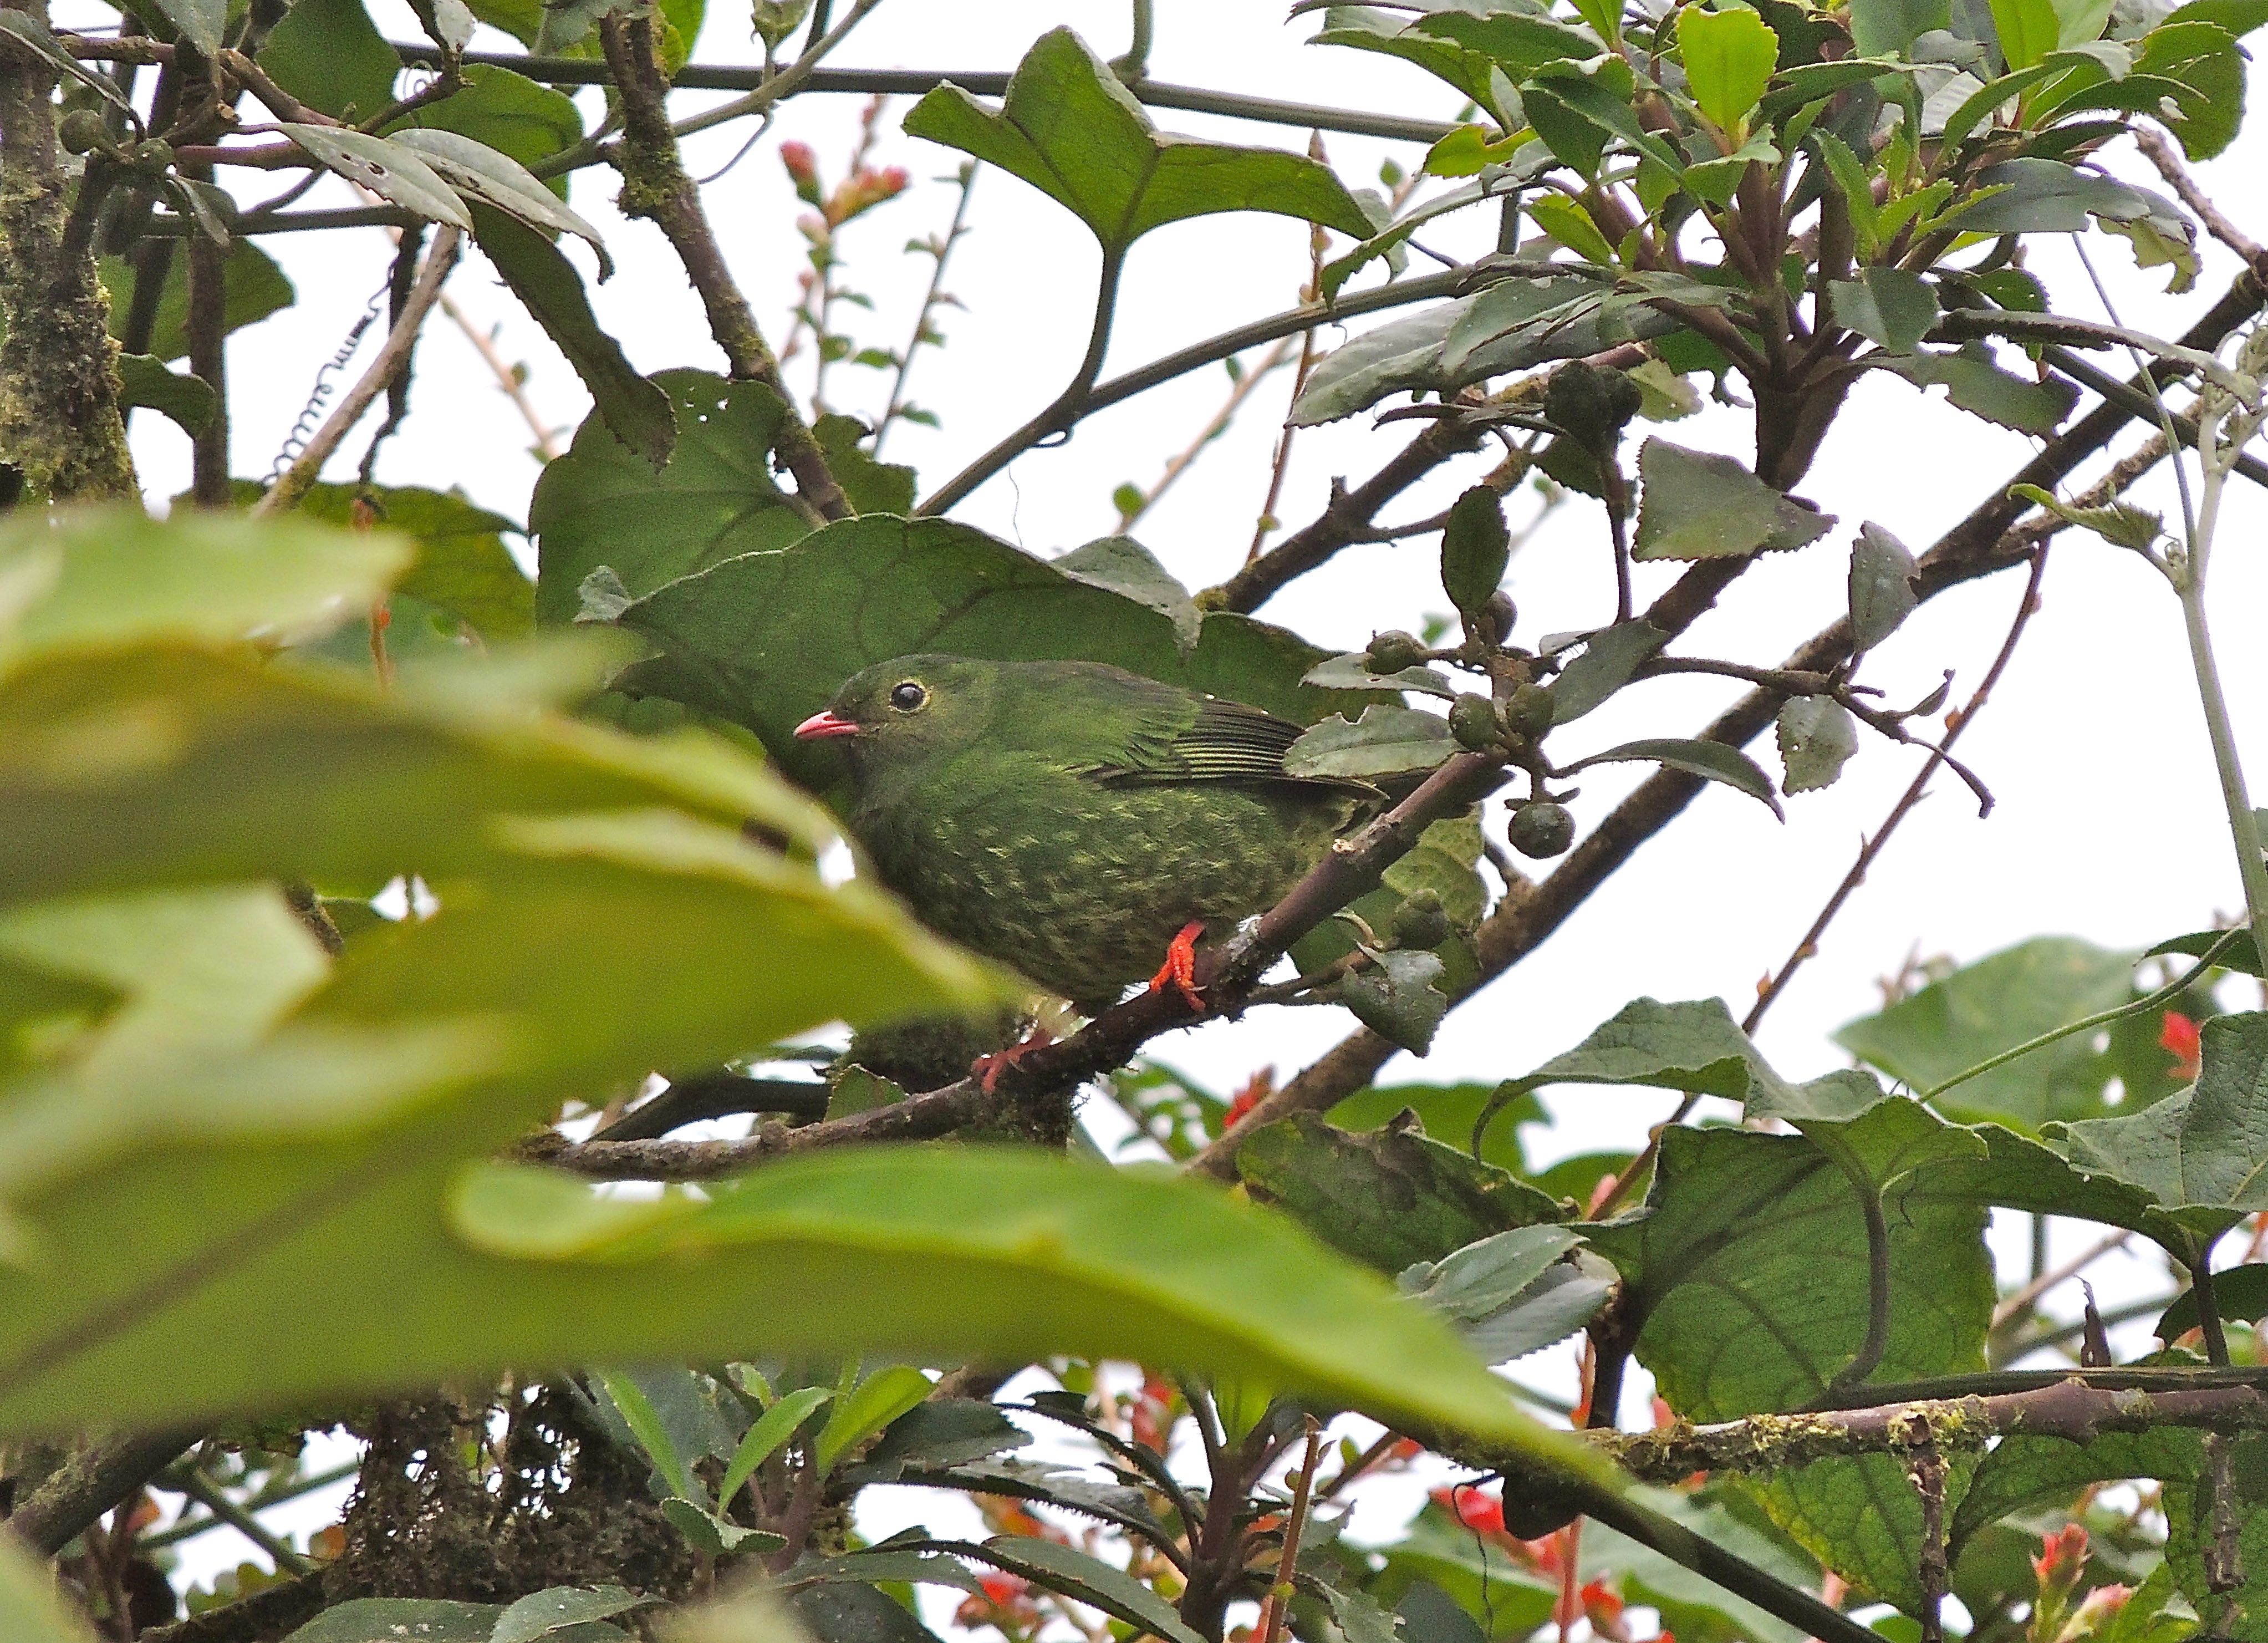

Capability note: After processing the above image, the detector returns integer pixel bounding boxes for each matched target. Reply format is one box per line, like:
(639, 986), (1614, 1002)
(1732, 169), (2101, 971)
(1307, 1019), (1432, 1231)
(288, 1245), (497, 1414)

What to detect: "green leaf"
(1053, 536), (1201, 651)
(844, 1398), (1028, 1483)
(434, 1149), (1600, 1477)
(1776, 698), (1859, 793)
(2053, 1013), (2268, 1240)
(0, 503), (405, 668)
(1579, 1487), (1820, 1643)
(0, 10), (137, 118)
(1679, 4), (1781, 130)
(471, 207), (675, 472)
(1851, 0), (1955, 56)
(1956, 1421), (2203, 1552)
(787, 1584), (945, 1643)
(1989, 0), (2062, 64)
(1497, 996), (1801, 1108)
(1848, 522), (1920, 652)
(1582, 1101), (1994, 1605)
(1286, 705), (1453, 780)
(493, 1585), (655, 1643)
(904, 28), (1373, 253)
(390, 64), (583, 196)
(1831, 268), (1939, 353)
(974, 1537), (1208, 1643)
(1401, 1225), (1612, 1363)
(1547, 619), (1669, 723)
(2009, 482), (2164, 550)
(282, 124), (472, 228)
(812, 415), (917, 517)
(1410, 9), (1609, 78)
(0, 1529), (101, 1641)
(607, 515), (1358, 793)
(387, 128), (608, 268)
(258, 0), (399, 120)
(1439, 486), (1511, 622)
(816, 1365), (934, 1472)
(662, 1496), (789, 1558)
(1835, 938), (2142, 1128)
(1525, 194), (1617, 263)
(291, 481), (533, 641)
(1236, 1112), (1566, 1272)
(1947, 157), (2183, 235)
(1302, 652), (1457, 699)
(1312, 14), (1519, 124)
(1296, 278), (1675, 428)
(279, 1601), (519, 1640)
(2160, 1263), (2268, 1340)
(1328, 1083), (1547, 1178)
(718, 1385), (834, 1504)
(1333, 947), (1451, 1054)
(103, 241), (294, 366)
(1631, 439), (1836, 561)
(596, 1367), (696, 1497)
(1563, 737), (1784, 816)
(142, 0), (224, 55)
(114, 353), (214, 436)
(531, 371), (814, 624)
(1888, 345), (2080, 434)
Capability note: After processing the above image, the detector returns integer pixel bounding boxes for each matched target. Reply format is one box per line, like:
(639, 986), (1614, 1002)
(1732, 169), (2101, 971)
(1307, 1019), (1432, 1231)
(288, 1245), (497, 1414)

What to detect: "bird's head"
(793, 654), (998, 767)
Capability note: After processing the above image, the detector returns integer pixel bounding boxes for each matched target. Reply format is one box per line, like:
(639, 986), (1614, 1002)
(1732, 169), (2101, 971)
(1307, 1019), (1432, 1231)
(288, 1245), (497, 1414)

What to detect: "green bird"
(793, 655), (1371, 1016)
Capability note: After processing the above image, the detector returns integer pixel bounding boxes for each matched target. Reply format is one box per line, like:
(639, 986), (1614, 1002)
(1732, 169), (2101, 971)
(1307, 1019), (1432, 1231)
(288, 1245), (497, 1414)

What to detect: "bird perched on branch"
(794, 654), (1370, 1018)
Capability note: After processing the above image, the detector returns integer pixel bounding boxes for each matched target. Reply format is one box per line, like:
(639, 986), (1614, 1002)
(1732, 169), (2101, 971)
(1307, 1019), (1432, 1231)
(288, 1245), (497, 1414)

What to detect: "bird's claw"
(972, 1025), (1056, 1094)
(1146, 920), (1207, 1013)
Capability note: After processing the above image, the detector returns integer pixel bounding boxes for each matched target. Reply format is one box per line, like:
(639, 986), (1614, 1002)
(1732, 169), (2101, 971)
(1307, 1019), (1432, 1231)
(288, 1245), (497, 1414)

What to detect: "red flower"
(2162, 1011), (2203, 1082)
(778, 140), (823, 205)
(1129, 1374), (1175, 1453)
(1430, 1484), (1506, 1539)
(1225, 1067), (1275, 1128)
(2033, 1523), (2088, 1585)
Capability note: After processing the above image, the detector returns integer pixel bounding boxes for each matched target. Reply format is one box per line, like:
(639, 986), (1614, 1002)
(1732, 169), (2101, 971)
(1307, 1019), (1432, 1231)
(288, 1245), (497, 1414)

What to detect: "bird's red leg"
(1146, 920), (1207, 1013)
(972, 1024), (1056, 1094)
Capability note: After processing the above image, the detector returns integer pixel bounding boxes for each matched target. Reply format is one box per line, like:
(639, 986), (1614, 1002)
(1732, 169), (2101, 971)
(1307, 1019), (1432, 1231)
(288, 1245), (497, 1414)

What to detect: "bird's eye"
(889, 680), (927, 712)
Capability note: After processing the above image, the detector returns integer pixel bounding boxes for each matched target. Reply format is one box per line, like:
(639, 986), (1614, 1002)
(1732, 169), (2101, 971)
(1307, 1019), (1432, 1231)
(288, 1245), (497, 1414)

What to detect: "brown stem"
(0, 3), (137, 502)
(1253, 1421), (1323, 1643)
(598, 10), (847, 522)
(135, 1570), (325, 1643)
(1913, 1441), (1948, 1643)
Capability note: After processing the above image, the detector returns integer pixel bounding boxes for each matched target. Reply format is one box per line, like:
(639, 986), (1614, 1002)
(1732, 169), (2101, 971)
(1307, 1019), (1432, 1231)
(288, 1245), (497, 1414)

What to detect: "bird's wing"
(1092, 695), (1371, 792)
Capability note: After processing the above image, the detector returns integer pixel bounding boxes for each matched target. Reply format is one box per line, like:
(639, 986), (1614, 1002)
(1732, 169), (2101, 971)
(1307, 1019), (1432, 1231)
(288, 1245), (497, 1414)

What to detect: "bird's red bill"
(793, 710), (860, 739)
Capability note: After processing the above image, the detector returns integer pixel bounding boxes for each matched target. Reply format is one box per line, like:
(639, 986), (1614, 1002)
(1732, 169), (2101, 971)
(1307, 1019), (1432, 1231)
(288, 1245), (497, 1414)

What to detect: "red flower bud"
(779, 140), (823, 205)
(2162, 1010), (2203, 1081)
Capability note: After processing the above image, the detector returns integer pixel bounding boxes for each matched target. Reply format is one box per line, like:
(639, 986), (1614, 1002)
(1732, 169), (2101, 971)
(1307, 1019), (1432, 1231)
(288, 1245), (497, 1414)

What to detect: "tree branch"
(1188, 269), (2268, 1173)
(534, 752), (1511, 1180)
(598, 10), (848, 522)
(6, 1428), (196, 1555)
(252, 225), (461, 517)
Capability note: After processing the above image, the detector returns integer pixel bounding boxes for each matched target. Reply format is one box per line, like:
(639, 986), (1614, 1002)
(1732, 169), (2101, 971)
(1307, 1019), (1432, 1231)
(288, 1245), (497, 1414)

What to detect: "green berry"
(1508, 800), (1575, 859)
(1502, 681), (1556, 739)
(1389, 888), (1450, 950)
(1448, 693), (1500, 751)
(1365, 629), (1425, 674)
(57, 110), (108, 156)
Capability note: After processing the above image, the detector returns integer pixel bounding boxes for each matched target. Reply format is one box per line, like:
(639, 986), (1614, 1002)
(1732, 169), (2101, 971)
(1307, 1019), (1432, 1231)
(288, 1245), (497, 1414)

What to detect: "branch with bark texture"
(536, 752), (1511, 1180)
(599, 10), (848, 522)
(1186, 268), (2267, 1180)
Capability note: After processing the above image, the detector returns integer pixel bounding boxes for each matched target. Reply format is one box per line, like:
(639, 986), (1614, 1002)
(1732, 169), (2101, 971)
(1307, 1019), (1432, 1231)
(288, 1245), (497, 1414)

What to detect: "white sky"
(84, 0), (2268, 1600)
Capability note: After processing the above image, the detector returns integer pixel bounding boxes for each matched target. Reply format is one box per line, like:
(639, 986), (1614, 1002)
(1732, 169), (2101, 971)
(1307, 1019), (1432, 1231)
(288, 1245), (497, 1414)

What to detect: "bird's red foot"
(972, 1025), (1056, 1094)
(1146, 920), (1207, 1012)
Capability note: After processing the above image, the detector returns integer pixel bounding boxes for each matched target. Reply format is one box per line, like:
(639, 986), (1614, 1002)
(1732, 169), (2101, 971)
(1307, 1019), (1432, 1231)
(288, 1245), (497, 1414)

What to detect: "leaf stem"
(1918, 924), (2251, 1103)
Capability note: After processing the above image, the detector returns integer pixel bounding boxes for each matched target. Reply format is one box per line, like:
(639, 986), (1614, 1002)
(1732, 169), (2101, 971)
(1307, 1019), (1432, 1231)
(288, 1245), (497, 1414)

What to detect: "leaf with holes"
(1776, 699), (1858, 794)
(281, 124), (472, 229)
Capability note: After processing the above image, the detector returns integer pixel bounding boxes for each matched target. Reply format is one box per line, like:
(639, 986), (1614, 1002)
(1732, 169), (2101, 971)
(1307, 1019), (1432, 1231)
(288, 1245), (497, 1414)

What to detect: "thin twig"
(1991, 1229), (2134, 1329)
(252, 225), (460, 516)
(1253, 1420), (1323, 1643)
(439, 292), (561, 461)
(1246, 132), (1332, 562)
(874, 159), (977, 458)
(165, 1466), (317, 1575)
(1122, 337), (1296, 532)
